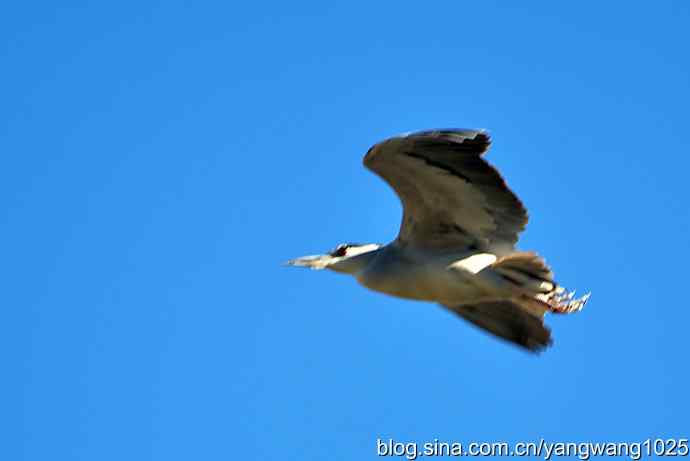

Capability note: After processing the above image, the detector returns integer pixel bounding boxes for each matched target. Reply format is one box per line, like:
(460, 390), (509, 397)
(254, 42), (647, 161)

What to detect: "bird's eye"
(332, 245), (348, 257)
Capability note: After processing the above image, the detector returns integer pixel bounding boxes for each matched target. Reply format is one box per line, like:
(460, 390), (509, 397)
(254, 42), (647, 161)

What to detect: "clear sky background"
(5, 1), (690, 460)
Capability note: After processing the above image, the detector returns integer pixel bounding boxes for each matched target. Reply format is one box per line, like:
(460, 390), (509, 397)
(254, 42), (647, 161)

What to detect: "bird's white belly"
(357, 258), (487, 304)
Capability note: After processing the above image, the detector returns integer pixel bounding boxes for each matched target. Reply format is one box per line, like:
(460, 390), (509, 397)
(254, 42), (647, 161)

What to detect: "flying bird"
(287, 129), (589, 352)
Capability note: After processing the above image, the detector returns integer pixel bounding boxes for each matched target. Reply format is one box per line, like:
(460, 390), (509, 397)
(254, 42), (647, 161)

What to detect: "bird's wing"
(443, 301), (552, 352)
(363, 129), (527, 251)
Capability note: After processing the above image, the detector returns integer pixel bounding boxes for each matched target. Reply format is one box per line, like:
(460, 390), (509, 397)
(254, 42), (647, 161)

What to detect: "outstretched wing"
(443, 301), (552, 352)
(363, 129), (527, 251)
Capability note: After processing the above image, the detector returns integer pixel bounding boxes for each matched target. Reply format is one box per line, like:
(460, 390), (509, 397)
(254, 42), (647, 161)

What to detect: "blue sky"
(4, 1), (690, 460)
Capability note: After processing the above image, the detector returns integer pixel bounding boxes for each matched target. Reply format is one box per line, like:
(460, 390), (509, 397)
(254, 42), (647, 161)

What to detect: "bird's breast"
(357, 265), (438, 301)
(356, 253), (482, 303)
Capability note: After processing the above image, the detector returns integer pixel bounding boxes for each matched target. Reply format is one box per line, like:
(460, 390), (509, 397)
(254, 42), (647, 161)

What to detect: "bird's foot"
(548, 289), (590, 314)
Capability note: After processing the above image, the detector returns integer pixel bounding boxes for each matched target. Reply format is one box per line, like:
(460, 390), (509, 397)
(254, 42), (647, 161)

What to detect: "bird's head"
(285, 243), (381, 273)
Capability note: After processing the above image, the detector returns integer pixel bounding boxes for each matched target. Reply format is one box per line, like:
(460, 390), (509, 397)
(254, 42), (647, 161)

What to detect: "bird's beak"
(284, 254), (331, 270)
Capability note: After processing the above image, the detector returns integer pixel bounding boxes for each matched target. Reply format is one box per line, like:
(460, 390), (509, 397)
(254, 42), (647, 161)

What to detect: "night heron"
(287, 129), (589, 352)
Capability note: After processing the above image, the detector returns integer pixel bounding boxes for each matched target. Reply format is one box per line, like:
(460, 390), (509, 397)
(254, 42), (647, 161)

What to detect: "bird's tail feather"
(491, 252), (590, 314)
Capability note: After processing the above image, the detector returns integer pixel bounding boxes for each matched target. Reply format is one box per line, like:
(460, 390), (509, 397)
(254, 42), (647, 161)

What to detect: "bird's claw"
(549, 289), (590, 314)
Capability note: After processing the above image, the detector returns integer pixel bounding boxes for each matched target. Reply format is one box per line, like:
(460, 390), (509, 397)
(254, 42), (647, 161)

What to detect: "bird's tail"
(490, 252), (590, 314)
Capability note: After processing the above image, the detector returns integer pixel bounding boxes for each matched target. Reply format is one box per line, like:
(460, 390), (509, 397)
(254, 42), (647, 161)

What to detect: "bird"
(286, 129), (589, 352)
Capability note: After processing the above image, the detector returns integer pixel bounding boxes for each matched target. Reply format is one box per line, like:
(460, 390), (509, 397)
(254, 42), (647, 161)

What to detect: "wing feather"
(363, 129), (527, 251)
(443, 300), (552, 352)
